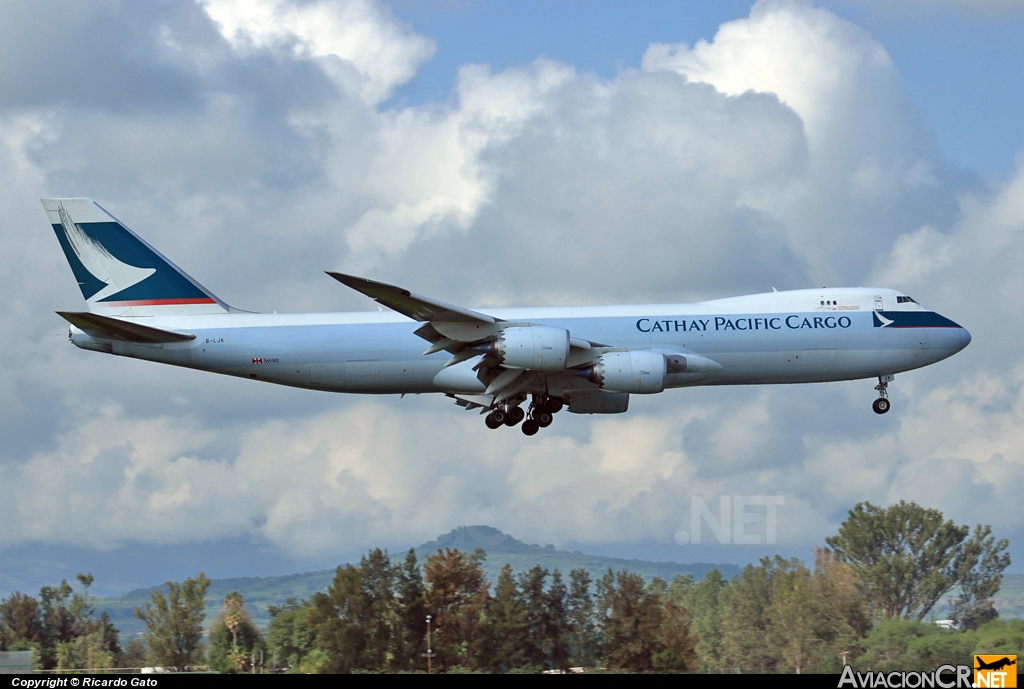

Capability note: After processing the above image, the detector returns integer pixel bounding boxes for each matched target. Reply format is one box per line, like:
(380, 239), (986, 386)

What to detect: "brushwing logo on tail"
(56, 203), (155, 303)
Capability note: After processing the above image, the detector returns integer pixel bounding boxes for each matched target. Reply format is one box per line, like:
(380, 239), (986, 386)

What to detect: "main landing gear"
(485, 395), (563, 435)
(872, 375), (893, 414)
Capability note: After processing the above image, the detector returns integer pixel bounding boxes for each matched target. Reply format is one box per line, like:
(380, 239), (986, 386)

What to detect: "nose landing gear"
(872, 375), (893, 414)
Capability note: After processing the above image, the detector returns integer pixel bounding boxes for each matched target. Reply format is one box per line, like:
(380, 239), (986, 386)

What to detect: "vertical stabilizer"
(42, 198), (231, 316)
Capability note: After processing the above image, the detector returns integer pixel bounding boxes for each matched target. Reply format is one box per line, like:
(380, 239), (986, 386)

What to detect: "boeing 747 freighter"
(43, 198), (971, 435)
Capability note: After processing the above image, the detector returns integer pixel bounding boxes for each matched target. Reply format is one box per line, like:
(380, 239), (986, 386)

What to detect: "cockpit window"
(897, 296), (918, 304)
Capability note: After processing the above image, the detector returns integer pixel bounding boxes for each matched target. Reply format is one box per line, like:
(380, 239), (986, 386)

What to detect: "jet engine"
(481, 325), (570, 371)
(578, 350), (667, 394)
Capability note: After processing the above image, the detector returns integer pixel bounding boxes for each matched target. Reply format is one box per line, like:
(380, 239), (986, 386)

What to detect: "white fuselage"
(70, 287), (970, 399)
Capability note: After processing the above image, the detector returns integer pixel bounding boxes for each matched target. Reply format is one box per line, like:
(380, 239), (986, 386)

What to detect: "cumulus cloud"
(1, 0), (1022, 575)
(641, 0), (957, 285)
(199, 0), (434, 104)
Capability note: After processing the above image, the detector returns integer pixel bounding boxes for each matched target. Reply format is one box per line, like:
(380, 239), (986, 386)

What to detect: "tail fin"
(42, 198), (231, 316)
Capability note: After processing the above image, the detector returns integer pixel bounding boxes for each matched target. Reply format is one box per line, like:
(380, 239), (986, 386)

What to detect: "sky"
(2, 0), (1024, 597)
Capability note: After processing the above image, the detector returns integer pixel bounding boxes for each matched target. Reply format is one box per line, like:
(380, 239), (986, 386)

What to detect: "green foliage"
(596, 569), (661, 670)
(950, 525), (1012, 630)
(123, 638), (148, 668)
(826, 501), (1010, 623)
(657, 599), (698, 671)
(266, 599), (317, 672)
(971, 619), (1024, 656)
(208, 591), (263, 673)
(689, 568), (726, 668)
(566, 569), (599, 667)
(1, 573), (119, 671)
(719, 560), (775, 671)
(424, 548), (490, 671)
(30, 509), (1004, 674)
(858, 618), (957, 670)
(55, 630), (116, 672)
(483, 564), (527, 671)
(1, 592), (42, 649)
(308, 564), (371, 673)
(392, 549), (427, 671)
(134, 572), (211, 670)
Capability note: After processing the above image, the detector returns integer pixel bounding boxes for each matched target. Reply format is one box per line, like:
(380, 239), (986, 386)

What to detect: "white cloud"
(641, 0), (950, 286)
(199, 0), (434, 104)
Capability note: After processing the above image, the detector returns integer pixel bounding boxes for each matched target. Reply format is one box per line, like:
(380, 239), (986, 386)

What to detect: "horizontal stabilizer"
(57, 311), (196, 343)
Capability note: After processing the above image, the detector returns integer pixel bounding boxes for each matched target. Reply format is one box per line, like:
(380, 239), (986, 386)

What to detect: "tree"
(689, 569), (726, 669)
(766, 561), (816, 674)
(359, 548), (395, 669)
(719, 560), (777, 671)
(209, 591), (262, 673)
(392, 549), (427, 671)
(483, 564), (527, 671)
(595, 569), (663, 671)
(1, 592), (42, 646)
(950, 525), (1012, 630)
(826, 501), (1010, 621)
(123, 639), (148, 669)
(308, 564), (370, 673)
(545, 570), (571, 671)
(518, 565), (550, 668)
(653, 599), (699, 672)
(423, 548), (490, 671)
(266, 599), (317, 672)
(565, 569), (598, 668)
(134, 573), (211, 669)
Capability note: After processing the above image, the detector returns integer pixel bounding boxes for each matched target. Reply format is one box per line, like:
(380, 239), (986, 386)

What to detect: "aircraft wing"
(57, 311), (196, 343)
(326, 272), (497, 324)
(328, 272), (606, 403)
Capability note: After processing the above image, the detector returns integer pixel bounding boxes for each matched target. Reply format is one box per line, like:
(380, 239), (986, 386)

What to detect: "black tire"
(506, 406), (525, 426)
(485, 412), (503, 429)
(521, 419), (539, 436)
(872, 398), (890, 415)
(547, 398), (564, 413)
(490, 410), (507, 427)
(534, 411), (553, 428)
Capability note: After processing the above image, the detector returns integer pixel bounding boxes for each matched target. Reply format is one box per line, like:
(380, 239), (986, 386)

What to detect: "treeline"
(0, 574), (144, 671)
(224, 501), (1023, 673)
(1, 501), (1020, 673)
(263, 548), (701, 673)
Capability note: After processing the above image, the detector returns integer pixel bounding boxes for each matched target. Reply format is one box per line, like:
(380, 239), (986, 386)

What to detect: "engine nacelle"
(579, 350), (667, 394)
(487, 326), (570, 371)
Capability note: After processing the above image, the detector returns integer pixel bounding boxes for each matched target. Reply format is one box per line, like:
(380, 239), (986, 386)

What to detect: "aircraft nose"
(960, 327), (972, 350)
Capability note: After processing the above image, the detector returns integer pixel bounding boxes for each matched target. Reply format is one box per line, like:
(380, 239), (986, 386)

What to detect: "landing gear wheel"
(534, 411), (553, 428)
(505, 406), (525, 426)
(546, 398), (564, 413)
(487, 410), (506, 428)
(521, 419), (539, 436)
(872, 398), (890, 415)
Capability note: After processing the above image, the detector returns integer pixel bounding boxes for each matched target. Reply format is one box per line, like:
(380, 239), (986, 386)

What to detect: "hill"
(95, 525), (739, 639)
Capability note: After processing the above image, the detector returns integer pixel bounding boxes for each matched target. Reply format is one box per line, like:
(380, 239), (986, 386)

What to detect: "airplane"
(975, 657), (1016, 672)
(43, 198), (972, 436)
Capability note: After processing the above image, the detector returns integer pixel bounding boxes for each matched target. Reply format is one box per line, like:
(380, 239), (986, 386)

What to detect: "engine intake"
(577, 350), (667, 394)
(482, 325), (570, 371)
